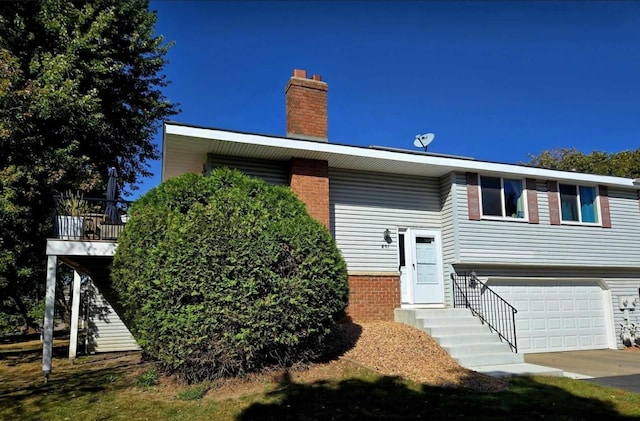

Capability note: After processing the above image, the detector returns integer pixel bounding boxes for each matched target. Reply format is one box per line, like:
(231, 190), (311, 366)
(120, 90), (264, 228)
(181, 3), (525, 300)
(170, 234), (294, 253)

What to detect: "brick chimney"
(285, 69), (330, 229)
(285, 69), (328, 141)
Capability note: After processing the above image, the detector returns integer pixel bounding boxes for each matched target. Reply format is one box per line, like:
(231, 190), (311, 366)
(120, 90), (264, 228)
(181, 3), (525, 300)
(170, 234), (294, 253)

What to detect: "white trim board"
(46, 239), (117, 257)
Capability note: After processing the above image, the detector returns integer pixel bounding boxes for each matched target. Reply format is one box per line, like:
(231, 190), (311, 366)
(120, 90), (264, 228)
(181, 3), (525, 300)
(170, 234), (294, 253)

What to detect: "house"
(163, 69), (640, 356)
(41, 68), (640, 377)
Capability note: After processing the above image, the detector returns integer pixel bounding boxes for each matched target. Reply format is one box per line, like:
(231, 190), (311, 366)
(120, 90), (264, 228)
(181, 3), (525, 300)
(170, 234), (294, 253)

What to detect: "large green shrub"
(111, 169), (348, 382)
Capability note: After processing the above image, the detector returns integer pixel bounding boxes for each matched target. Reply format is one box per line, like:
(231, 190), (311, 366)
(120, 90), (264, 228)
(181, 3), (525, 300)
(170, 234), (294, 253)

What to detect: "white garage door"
(487, 280), (609, 353)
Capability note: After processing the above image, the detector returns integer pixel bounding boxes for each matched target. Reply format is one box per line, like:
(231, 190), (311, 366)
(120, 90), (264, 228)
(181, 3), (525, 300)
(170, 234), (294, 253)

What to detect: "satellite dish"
(414, 133), (435, 151)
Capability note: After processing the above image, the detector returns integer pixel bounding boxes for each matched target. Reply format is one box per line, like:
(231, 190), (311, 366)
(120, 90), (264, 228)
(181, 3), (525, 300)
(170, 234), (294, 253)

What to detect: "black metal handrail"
(451, 271), (518, 353)
(53, 196), (132, 241)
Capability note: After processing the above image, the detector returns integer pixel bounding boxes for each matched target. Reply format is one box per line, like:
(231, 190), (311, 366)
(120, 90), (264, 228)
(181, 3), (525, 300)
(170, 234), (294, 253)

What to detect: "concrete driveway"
(525, 349), (640, 393)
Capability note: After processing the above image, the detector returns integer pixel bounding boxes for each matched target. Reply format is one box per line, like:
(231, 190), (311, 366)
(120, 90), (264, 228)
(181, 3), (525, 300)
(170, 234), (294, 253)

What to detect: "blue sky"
(135, 1), (640, 197)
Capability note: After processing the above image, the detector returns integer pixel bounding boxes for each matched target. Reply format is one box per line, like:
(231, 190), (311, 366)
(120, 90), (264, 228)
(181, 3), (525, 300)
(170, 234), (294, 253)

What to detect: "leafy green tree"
(0, 0), (177, 332)
(526, 147), (640, 179)
(112, 169), (349, 382)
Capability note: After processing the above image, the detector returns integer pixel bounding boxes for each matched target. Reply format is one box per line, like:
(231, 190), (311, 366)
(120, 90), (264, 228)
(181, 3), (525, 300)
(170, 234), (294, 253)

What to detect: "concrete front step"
(395, 308), (524, 370)
(418, 316), (482, 328)
(409, 308), (474, 318)
(425, 324), (492, 337)
(445, 342), (514, 357)
(456, 352), (524, 367)
(435, 333), (501, 347)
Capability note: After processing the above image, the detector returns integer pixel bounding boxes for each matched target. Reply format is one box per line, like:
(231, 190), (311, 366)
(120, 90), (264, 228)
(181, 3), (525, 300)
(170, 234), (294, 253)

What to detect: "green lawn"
(1, 352), (639, 420)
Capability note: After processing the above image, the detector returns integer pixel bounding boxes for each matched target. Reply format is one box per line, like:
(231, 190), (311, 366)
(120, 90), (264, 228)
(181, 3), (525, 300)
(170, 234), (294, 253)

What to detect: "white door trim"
(398, 228), (411, 304)
(398, 228), (444, 305)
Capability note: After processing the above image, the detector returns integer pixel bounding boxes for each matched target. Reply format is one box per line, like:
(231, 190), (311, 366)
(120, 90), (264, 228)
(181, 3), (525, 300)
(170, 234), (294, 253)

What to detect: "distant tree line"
(526, 147), (640, 179)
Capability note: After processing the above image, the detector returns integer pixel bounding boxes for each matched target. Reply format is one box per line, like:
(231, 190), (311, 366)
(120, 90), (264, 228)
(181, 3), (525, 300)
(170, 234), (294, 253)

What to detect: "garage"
(486, 279), (610, 353)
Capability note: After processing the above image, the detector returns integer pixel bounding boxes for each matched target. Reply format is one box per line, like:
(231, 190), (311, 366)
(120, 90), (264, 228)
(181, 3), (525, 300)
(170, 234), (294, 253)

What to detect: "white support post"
(68, 269), (81, 360)
(43, 255), (57, 379)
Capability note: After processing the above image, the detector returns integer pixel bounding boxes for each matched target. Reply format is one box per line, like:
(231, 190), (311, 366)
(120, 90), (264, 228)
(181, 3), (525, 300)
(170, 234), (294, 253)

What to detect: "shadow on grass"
(239, 372), (635, 420)
(0, 355), (139, 420)
(0, 343), (68, 363)
(0, 329), (70, 345)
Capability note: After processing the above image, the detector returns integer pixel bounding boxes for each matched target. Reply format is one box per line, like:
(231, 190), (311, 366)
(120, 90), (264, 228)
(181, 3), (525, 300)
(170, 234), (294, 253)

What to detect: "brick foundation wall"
(347, 274), (400, 322)
(289, 158), (330, 229)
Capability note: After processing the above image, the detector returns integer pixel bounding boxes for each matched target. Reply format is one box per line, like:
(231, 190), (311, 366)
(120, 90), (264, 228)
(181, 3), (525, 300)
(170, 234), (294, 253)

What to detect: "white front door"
(399, 229), (444, 305)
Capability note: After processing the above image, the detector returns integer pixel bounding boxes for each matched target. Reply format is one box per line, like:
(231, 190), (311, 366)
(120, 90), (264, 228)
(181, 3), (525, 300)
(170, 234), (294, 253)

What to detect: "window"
(559, 184), (599, 223)
(480, 176), (526, 219)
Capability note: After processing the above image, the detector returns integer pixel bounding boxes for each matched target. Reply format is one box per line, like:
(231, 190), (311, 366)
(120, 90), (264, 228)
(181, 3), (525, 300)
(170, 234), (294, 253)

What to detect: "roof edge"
(164, 121), (639, 189)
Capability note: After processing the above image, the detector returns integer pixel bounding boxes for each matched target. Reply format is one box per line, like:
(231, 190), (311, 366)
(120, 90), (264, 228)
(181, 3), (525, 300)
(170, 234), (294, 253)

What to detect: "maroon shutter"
(599, 185), (611, 228)
(525, 178), (539, 224)
(547, 181), (561, 225)
(466, 172), (481, 220)
(637, 190), (640, 212)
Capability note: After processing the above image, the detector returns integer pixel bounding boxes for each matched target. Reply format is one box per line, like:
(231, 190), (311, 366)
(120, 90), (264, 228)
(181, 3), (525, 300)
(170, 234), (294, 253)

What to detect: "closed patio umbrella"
(105, 167), (120, 224)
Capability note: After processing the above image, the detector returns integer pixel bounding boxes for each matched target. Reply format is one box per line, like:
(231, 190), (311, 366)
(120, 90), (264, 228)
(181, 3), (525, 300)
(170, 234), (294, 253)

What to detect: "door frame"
(398, 227), (445, 306)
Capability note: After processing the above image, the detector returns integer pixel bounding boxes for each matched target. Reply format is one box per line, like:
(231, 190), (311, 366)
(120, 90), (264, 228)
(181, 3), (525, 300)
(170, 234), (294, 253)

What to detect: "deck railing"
(53, 196), (131, 241)
(451, 271), (518, 353)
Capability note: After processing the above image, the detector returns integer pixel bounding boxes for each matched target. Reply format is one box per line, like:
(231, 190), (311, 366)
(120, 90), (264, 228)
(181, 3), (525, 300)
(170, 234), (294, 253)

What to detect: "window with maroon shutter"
(477, 175), (527, 220)
(550, 182), (604, 226)
(558, 184), (599, 224)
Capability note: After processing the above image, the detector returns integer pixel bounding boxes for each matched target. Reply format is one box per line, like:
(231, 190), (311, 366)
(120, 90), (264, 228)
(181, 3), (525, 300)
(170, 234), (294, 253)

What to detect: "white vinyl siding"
(163, 140), (207, 181)
(330, 169), (441, 274)
(440, 173), (457, 306)
(207, 154), (288, 185)
(86, 280), (139, 353)
(607, 279), (640, 348)
(455, 174), (640, 266)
